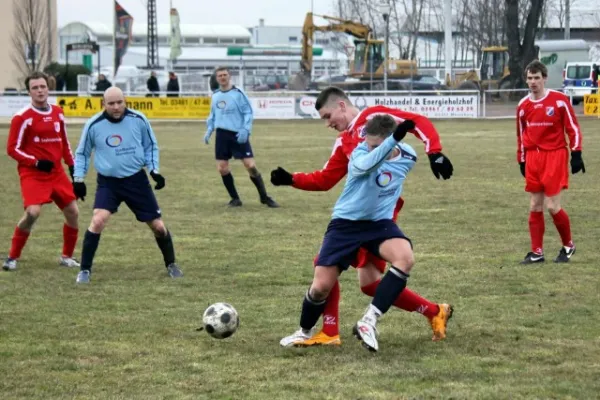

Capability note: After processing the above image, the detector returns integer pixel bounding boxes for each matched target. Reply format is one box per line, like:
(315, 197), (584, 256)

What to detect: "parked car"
(245, 76), (270, 92)
(262, 74), (289, 90)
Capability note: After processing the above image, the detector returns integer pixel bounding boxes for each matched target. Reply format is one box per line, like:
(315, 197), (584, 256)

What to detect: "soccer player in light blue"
(204, 66), (279, 208)
(280, 115), (423, 352)
(72, 87), (183, 284)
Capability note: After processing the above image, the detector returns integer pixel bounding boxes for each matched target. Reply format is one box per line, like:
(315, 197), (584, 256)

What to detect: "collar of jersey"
(103, 110), (126, 123)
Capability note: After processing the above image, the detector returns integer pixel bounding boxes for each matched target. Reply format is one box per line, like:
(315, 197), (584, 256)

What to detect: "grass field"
(0, 118), (599, 399)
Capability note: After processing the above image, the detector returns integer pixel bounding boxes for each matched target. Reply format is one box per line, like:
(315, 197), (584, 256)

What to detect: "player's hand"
(428, 152), (454, 180)
(35, 159), (54, 173)
(150, 171), (166, 190)
(73, 182), (86, 201)
(570, 151), (585, 174)
(236, 130), (249, 144)
(68, 165), (75, 181)
(519, 162), (526, 177)
(270, 167), (294, 186)
(204, 131), (212, 145)
(392, 120), (415, 141)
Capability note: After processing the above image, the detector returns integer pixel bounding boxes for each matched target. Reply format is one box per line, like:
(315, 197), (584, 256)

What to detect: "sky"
(58, 0), (336, 28)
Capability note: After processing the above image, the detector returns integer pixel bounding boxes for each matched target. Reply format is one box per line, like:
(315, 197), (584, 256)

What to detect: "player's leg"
(239, 153), (279, 208)
(52, 171), (80, 267)
(215, 130), (241, 206)
(545, 192), (575, 262)
(147, 218), (183, 278)
(522, 151), (545, 264)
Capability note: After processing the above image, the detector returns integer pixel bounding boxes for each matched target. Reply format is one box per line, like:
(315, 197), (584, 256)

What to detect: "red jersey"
(6, 104), (74, 177)
(292, 105), (443, 191)
(516, 90), (582, 163)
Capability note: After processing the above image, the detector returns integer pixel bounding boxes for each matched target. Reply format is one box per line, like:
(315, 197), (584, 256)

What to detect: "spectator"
(147, 71), (160, 97)
(166, 71), (179, 97)
(94, 74), (112, 96)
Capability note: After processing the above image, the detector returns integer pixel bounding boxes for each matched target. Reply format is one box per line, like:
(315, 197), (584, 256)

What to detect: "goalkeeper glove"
(236, 130), (249, 144)
(73, 181), (86, 201)
(270, 167), (294, 186)
(519, 162), (526, 177)
(428, 153), (454, 180)
(35, 159), (54, 173)
(150, 171), (166, 190)
(392, 120), (415, 141)
(204, 131), (212, 145)
(570, 151), (585, 174)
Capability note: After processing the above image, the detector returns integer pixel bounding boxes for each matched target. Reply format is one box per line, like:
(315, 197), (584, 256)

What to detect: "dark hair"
(315, 86), (350, 111)
(364, 114), (397, 138)
(215, 66), (230, 73)
(525, 60), (548, 78)
(25, 71), (49, 90)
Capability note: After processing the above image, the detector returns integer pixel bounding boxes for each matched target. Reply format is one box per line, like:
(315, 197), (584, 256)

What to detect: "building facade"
(0, 0), (58, 91)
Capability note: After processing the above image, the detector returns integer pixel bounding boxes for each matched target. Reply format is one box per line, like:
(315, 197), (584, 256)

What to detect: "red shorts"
(313, 197), (405, 274)
(20, 169), (76, 210)
(525, 148), (569, 196)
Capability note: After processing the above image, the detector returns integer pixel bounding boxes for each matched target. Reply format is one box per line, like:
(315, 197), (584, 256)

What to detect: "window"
(219, 38), (234, 44)
(289, 36), (298, 42)
(316, 39), (329, 45)
(567, 65), (591, 79)
(203, 37), (218, 44)
(235, 38), (250, 44)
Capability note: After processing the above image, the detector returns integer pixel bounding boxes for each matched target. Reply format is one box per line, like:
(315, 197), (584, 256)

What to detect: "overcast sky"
(58, 0), (335, 28)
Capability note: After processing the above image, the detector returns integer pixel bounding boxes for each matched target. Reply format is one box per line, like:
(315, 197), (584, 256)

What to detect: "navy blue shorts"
(215, 128), (254, 160)
(94, 170), (162, 222)
(316, 218), (411, 270)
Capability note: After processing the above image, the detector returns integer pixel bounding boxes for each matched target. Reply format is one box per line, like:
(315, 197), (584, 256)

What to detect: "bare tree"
(11, 0), (51, 82)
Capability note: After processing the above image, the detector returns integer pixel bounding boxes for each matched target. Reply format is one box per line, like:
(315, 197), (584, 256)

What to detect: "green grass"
(1, 118), (599, 399)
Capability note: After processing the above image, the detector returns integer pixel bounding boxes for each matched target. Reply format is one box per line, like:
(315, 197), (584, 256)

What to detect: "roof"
(60, 21), (252, 38)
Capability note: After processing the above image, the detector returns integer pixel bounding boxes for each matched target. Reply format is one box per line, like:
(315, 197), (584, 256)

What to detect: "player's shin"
(299, 291), (327, 332)
(155, 229), (176, 267)
(369, 267), (410, 320)
(221, 173), (240, 200)
(62, 224), (79, 258)
(80, 230), (101, 271)
(249, 173), (269, 201)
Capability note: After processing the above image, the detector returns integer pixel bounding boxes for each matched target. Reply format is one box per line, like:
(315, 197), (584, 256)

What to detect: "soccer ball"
(202, 302), (240, 339)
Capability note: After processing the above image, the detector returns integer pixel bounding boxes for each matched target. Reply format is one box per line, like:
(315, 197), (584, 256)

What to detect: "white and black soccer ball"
(202, 302), (240, 339)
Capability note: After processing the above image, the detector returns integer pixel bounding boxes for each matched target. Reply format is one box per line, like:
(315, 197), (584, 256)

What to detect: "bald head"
(103, 86), (126, 119)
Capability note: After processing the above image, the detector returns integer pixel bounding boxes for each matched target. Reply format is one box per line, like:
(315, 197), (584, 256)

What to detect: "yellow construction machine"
(451, 46), (511, 91)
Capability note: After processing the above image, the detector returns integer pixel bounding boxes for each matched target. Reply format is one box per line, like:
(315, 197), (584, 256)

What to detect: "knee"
(149, 219), (167, 237)
(309, 281), (332, 302)
(246, 165), (259, 177)
(392, 252), (414, 274)
(217, 164), (230, 176)
(63, 203), (79, 220)
(90, 213), (108, 233)
(546, 203), (561, 215)
(529, 196), (544, 212)
(24, 206), (41, 224)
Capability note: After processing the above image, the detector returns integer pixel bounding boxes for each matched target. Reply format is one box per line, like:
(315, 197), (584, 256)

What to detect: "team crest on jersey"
(359, 126), (367, 138)
(217, 101), (226, 109)
(375, 171), (393, 187)
(54, 122), (60, 132)
(546, 106), (555, 116)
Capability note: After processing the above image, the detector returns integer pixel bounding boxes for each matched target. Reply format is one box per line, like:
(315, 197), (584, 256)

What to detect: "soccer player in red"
(3, 72), (80, 271)
(271, 86), (454, 346)
(517, 60), (584, 264)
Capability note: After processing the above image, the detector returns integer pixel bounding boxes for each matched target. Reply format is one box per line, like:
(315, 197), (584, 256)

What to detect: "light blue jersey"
(206, 86), (253, 135)
(74, 109), (159, 179)
(332, 135), (417, 221)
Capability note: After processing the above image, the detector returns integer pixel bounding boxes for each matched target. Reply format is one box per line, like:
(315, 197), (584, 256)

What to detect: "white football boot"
(280, 327), (316, 347)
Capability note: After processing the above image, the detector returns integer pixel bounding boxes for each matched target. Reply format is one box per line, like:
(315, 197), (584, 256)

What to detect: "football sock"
(371, 267), (409, 315)
(8, 226), (30, 260)
(62, 224), (79, 258)
(221, 173), (240, 200)
(300, 291), (327, 332)
(155, 229), (176, 267)
(80, 230), (101, 271)
(361, 280), (439, 318)
(321, 280), (340, 336)
(250, 174), (269, 201)
(550, 209), (573, 247)
(528, 211), (545, 254)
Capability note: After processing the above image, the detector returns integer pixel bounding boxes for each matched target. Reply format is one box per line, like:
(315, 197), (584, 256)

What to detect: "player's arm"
(516, 107), (526, 164)
(560, 98), (585, 173)
(6, 114), (37, 167)
(206, 97), (216, 135)
(73, 121), (95, 181)
(237, 90), (253, 142)
(58, 113), (75, 167)
(140, 116), (160, 173)
(349, 136), (398, 177)
(290, 141), (349, 191)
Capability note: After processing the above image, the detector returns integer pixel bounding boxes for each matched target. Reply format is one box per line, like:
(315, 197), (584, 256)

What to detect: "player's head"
(25, 72), (49, 106)
(525, 60), (548, 95)
(215, 66), (231, 88)
(363, 114), (397, 152)
(315, 86), (358, 132)
(103, 86), (126, 119)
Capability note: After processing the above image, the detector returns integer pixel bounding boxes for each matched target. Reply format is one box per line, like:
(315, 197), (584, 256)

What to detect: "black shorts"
(316, 218), (411, 270)
(93, 170), (161, 222)
(215, 128), (254, 160)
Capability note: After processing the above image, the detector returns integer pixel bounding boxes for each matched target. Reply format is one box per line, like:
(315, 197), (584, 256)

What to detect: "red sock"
(551, 209), (573, 247)
(9, 226), (30, 260)
(528, 211), (545, 254)
(361, 280), (440, 319)
(62, 224), (79, 258)
(321, 279), (340, 337)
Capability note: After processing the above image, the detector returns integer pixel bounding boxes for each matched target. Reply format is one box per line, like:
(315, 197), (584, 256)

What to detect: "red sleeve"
(6, 114), (37, 167)
(385, 109), (442, 154)
(516, 105), (526, 163)
(560, 97), (582, 151)
(58, 113), (75, 166)
(291, 137), (349, 191)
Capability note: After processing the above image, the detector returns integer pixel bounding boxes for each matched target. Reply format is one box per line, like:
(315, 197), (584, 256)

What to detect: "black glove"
(68, 165), (75, 181)
(150, 171), (165, 190)
(35, 159), (54, 173)
(519, 162), (526, 177)
(570, 151), (585, 174)
(73, 182), (86, 201)
(270, 167), (294, 186)
(428, 152), (454, 180)
(392, 120), (415, 141)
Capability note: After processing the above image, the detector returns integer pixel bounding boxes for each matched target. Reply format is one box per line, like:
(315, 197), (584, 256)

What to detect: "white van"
(562, 61), (599, 105)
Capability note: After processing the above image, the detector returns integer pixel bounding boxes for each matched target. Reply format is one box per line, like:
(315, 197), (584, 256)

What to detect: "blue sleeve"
(349, 136), (398, 177)
(237, 90), (253, 135)
(206, 95), (216, 134)
(74, 120), (95, 180)
(140, 116), (160, 172)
